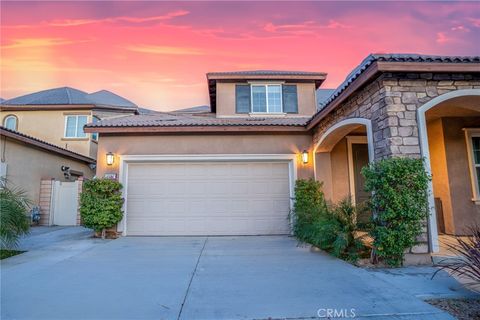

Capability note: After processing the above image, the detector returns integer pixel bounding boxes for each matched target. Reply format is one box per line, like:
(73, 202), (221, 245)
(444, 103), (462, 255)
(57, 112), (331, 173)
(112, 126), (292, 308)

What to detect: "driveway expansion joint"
(177, 236), (208, 320)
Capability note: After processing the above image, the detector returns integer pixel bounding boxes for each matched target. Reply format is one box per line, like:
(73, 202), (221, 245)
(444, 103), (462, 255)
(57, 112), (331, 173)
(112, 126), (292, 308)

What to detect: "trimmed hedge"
(80, 179), (124, 238)
(362, 157), (430, 267)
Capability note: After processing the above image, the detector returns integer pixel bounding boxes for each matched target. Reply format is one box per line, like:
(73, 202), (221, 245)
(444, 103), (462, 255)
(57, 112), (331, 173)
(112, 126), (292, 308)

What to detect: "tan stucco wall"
(1, 109), (95, 157)
(315, 137), (350, 204)
(443, 117), (480, 234)
(427, 119), (455, 233)
(428, 117), (480, 235)
(0, 138), (94, 205)
(1, 108), (134, 159)
(215, 82), (317, 117)
(96, 134), (315, 180)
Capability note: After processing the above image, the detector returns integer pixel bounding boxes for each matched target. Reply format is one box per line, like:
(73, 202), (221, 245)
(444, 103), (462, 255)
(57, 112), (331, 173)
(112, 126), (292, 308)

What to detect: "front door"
(351, 143), (370, 224)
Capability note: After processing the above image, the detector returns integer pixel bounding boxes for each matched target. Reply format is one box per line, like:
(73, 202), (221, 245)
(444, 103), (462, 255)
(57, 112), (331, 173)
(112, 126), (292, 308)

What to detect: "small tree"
(80, 179), (123, 239)
(0, 178), (31, 248)
(362, 157), (430, 267)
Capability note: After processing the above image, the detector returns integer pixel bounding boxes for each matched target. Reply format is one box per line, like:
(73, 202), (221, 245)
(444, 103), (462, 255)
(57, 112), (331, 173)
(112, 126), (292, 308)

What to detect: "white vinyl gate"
(52, 181), (79, 226)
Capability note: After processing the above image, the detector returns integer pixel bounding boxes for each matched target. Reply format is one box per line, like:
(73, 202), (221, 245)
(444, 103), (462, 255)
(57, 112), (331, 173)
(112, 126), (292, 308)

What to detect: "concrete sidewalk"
(1, 230), (476, 319)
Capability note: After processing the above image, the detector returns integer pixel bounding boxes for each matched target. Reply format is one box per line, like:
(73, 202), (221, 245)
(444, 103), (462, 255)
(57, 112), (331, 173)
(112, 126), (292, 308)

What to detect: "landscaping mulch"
(426, 298), (480, 320)
(0, 249), (25, 260)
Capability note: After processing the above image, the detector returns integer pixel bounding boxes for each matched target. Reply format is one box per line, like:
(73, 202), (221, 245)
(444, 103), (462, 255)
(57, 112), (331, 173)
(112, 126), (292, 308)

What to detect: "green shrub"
(293, 179), (366, 263)
(80, 179), (124, 238)
(362, 157), (430, 267)
(0, 179), (31, 248)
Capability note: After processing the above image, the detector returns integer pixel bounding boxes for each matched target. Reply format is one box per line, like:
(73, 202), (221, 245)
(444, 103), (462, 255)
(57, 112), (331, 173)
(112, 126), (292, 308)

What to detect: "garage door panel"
(126, 161), (291, 236)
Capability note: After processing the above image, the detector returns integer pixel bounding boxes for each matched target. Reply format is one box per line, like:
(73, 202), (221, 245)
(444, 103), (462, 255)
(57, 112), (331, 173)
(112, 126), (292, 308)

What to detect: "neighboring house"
(1, 87), (138, 159)
(0, 126), (95, 225)
(85, 54), (480, 255)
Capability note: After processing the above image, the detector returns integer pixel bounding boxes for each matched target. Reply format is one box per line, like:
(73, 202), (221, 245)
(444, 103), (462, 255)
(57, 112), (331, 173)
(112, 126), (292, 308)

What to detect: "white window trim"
(250, 84), (283, 114)
(64, 115), (88, 139)
(3, 115), (18, 130)
(464, 128), (480, 204)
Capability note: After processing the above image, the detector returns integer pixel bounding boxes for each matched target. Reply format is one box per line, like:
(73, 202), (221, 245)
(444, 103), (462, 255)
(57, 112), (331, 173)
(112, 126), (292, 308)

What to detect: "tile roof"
(3, 87), (91, 105)
(2, 87), (138, 110)
(173, 105), (211, 113)
(316, 53), (480, 112)
(87, 90), (137, 108)
(316, 89), (335, 110)
(207, 70), (326, 77)
(138, 107), (161, 115)
(0, 126), (96, 164)
(86, 113), (310, 128)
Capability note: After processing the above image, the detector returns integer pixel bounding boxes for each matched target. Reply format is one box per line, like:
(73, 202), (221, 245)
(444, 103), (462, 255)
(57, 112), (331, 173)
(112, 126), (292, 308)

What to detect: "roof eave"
(0, 104), (95, 111)
(306, 61), (480, 130)
(84, 125), (307, 134)
(0, 128), (96, 164)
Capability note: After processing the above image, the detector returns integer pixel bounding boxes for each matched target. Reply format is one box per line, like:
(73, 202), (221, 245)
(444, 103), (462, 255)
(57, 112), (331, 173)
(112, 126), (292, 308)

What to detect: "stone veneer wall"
(312, 72), (480, 253)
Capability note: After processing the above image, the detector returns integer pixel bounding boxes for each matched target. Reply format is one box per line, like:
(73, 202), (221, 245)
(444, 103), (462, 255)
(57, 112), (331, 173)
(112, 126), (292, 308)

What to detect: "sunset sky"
(1, 1), (479, 111)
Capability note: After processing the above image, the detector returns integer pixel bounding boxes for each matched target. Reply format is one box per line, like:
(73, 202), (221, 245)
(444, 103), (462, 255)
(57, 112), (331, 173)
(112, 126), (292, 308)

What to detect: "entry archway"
(313, 118), (374, 210)
(417, 89), (480, 253)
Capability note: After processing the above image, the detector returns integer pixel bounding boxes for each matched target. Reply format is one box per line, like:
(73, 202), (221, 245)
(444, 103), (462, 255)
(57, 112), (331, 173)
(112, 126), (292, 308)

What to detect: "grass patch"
(0, 249), (25, 260)
(426, 298), (480, 320)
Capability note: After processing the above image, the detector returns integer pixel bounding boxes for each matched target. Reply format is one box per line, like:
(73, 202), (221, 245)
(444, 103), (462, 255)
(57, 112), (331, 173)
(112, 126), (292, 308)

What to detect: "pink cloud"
(436, 32), (450, 44)
(48, 10), (189, 27)
(1, 2), (478, 110)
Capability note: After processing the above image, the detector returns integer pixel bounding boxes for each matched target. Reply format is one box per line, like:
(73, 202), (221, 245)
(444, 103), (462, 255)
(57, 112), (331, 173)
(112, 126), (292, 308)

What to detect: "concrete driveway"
(1, 228), (474, 320)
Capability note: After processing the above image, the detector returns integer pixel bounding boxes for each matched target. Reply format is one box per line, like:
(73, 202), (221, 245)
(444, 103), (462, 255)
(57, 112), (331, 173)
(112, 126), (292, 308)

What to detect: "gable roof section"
(207, 70), (327, 113)
(0, 126), (96, 164)
(306, 53), (480, 129)
(2, 87), (138, 112)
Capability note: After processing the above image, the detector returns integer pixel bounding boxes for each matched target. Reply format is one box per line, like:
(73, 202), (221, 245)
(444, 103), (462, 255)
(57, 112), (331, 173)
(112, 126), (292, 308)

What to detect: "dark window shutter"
(282, 85), (298, 113)
(235, 85), (251, 114)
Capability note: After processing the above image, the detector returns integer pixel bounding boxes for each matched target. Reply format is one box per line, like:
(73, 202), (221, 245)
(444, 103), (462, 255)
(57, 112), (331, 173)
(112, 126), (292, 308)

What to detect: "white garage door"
(125, 161), (291, 236)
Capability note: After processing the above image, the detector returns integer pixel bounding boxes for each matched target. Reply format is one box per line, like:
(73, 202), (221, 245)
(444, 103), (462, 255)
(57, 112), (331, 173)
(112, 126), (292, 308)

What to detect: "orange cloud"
(125, 45), (205, 55)
(1, 38), (86, 49)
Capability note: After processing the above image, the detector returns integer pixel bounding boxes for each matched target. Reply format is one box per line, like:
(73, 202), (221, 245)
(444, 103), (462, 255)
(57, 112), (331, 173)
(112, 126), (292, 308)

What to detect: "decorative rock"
(401, 92), (417, 104)
(399, 145), (421, 154)
(398, 127), (413, 137)
(403, 137), (419, 145)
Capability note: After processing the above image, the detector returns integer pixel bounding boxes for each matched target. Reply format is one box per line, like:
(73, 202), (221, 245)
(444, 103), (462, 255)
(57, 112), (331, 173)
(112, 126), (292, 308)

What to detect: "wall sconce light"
(301, 150), (309, 164)
(106, 152), (115, 166)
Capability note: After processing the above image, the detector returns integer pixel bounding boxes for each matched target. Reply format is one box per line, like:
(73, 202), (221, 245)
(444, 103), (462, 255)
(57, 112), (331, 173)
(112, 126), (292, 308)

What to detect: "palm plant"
(0, 178), (31, 248)
(329, 198), (367, 262)
(433, 226), (480, 290)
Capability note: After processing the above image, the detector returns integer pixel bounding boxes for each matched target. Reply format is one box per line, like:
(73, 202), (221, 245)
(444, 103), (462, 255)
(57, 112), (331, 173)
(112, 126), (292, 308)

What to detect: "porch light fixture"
(301, 150), (309, 164)
(106, 152), (115, 166)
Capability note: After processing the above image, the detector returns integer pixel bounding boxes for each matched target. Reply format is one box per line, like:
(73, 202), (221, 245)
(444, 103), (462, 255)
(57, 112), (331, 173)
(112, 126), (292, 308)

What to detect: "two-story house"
(1, 86), (139, 159)
(0, 87), (139, 225)
(86, 54), (480, 256)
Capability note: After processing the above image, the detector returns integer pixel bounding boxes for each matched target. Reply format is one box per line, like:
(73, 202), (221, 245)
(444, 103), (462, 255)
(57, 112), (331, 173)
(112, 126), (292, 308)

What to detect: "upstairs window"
(236, 84), (298, 114)
(3, 115), (18, 131)
(251, 84), (282, 113)
(65, 115), (87, 138)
